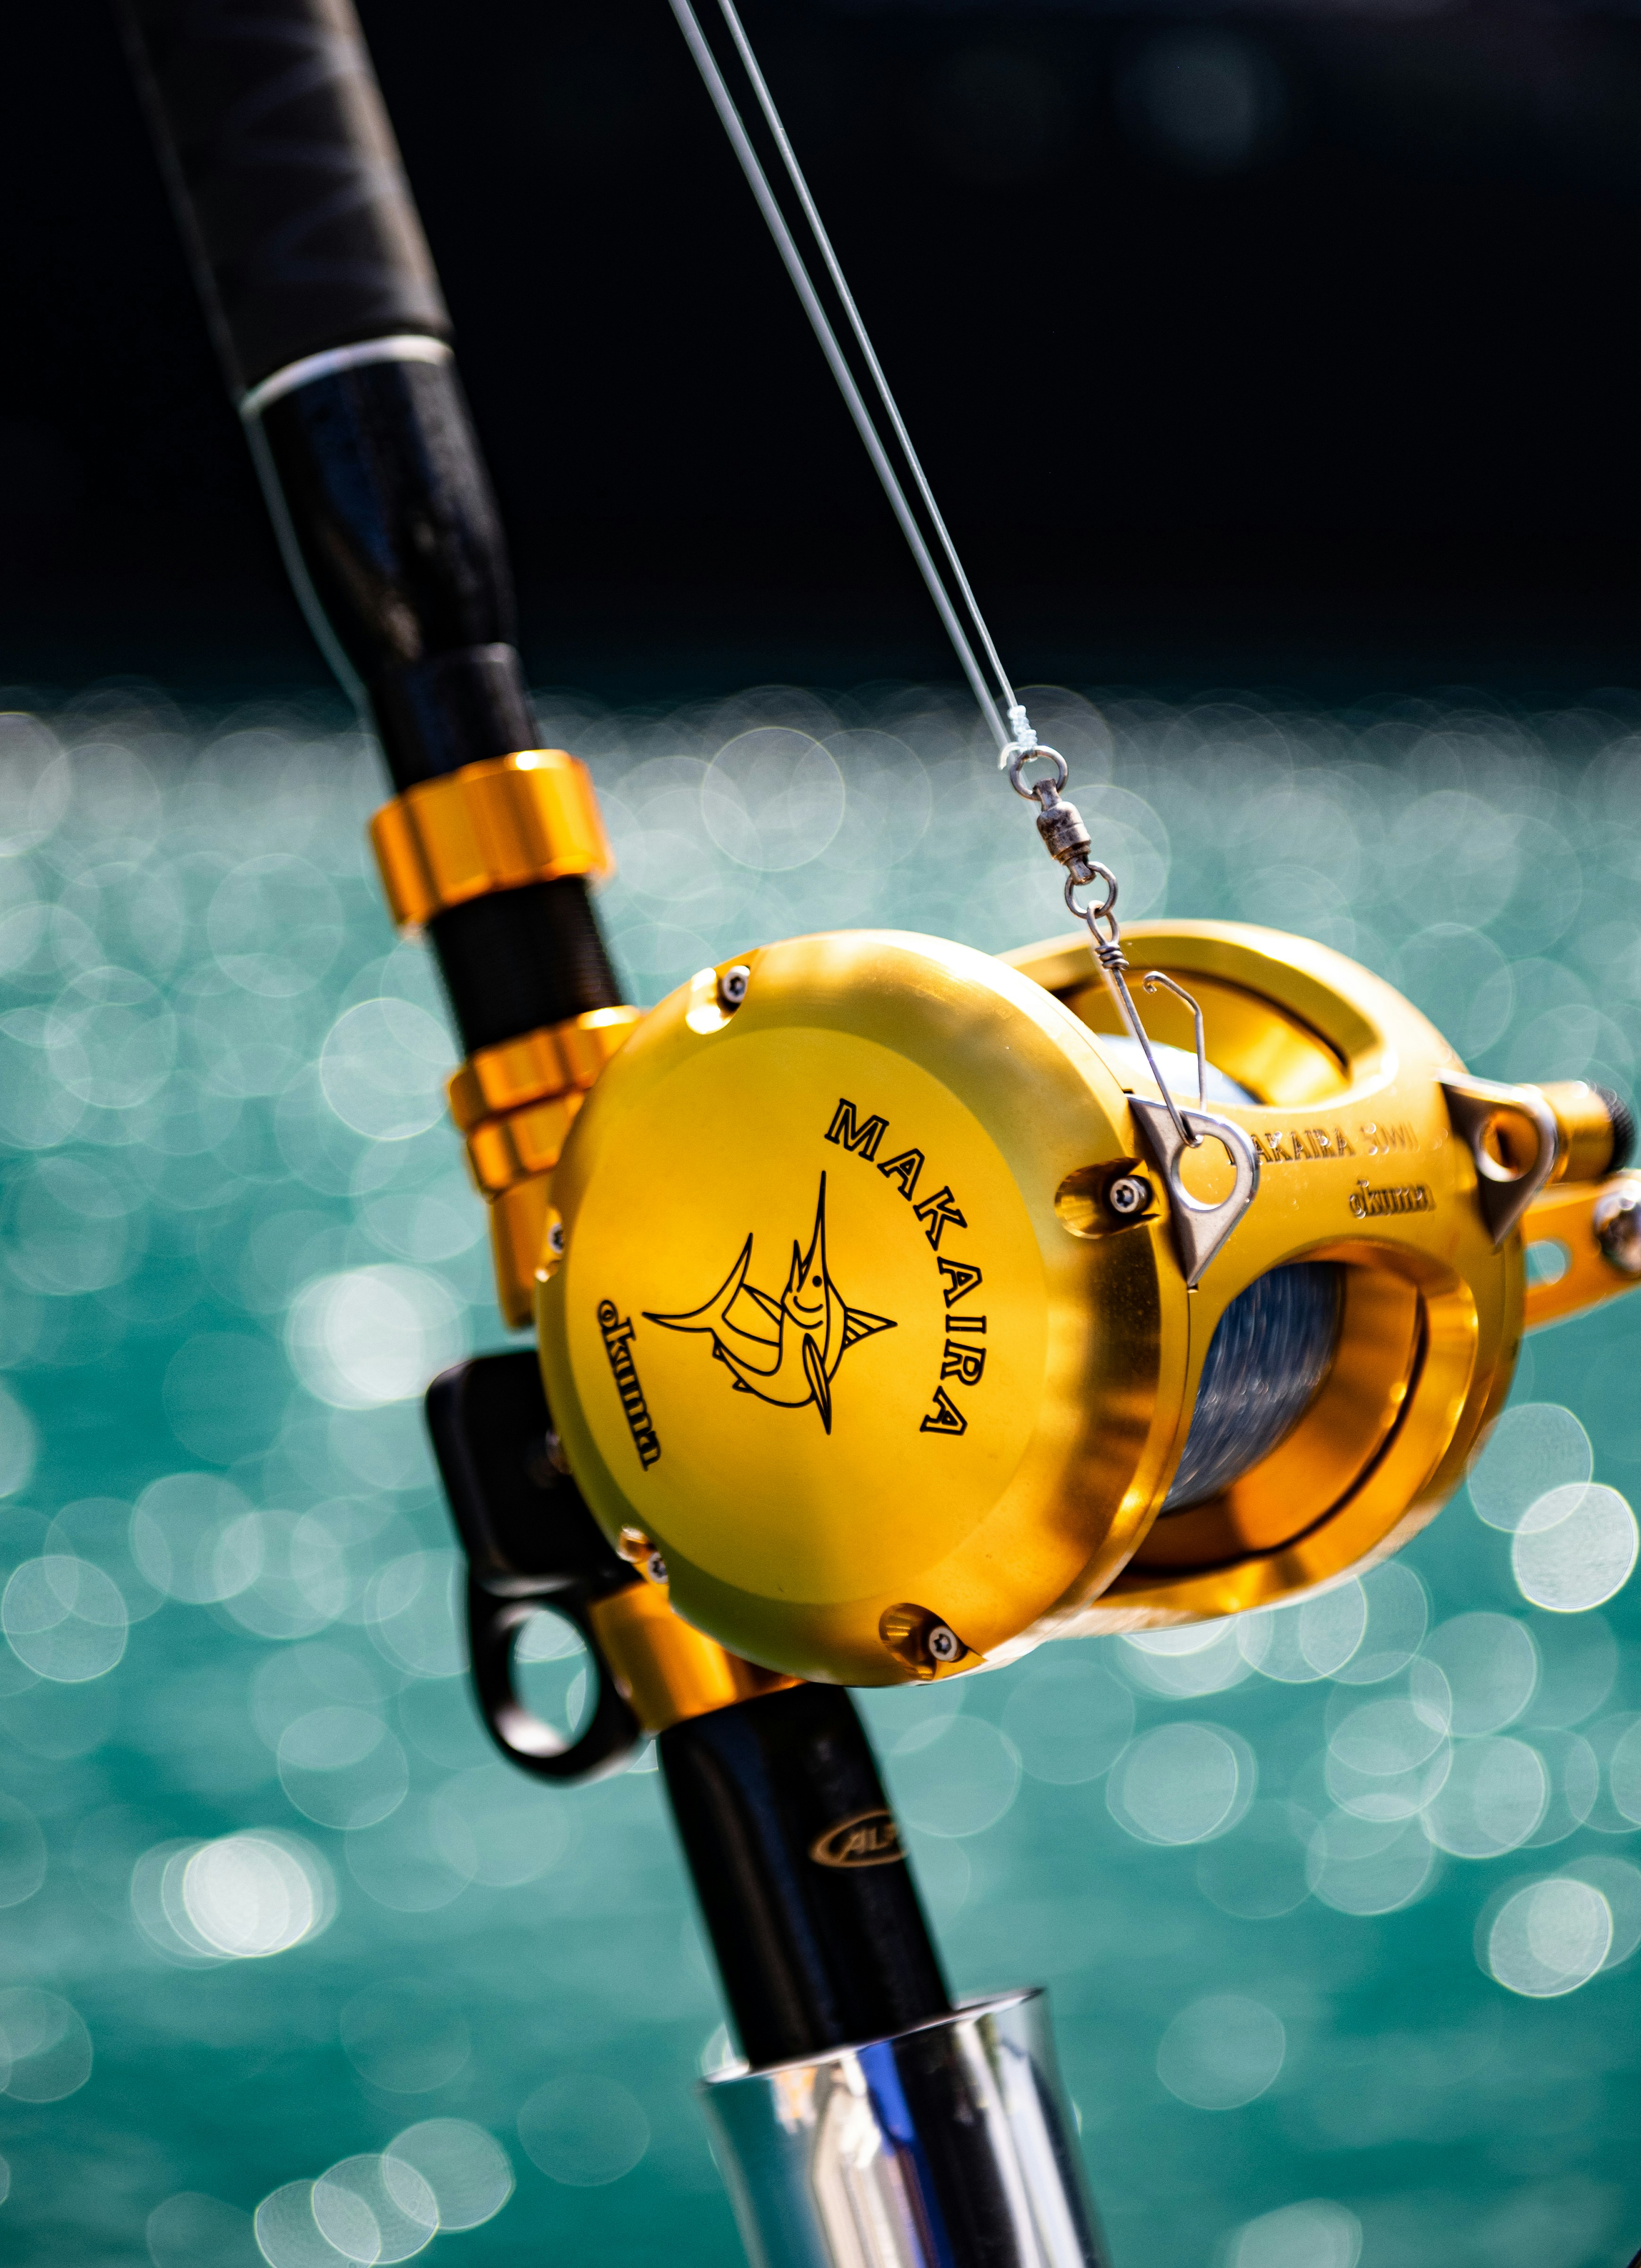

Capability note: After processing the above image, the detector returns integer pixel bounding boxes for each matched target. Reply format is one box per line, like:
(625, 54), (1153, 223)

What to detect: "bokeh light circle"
(1229, 2199), (1361, 2268)
(700, 729), (844, 870)
(385, 2121), (513, 2232)
(1469, 1404), (1591, 1531)
(1420, 1737), (1548, 1858)
(1329, 1561), (1429, 1686)
(0, 1382), (39, 1498)
(1121, 1620), (1251, 1698)
(182, 1832), (333, 1957)
(340, 1982), (471, 2095)
(0, 1986), (93, 2101)
(1485, 1878), (1613, 1997)
(146, 2190), (257, 2268)
(346, 1798), (475, 1913)
(1108, 1723), (1253, 1845)
(1421, 1612), (1538, 1735)
(888, 1717), (1021, 1838)
(999, 1655), (1134, 1784)
(132, 1830), (334, 1962)
(277, 1707), (409, 1831)
(430, 1765), (575, 1887)
(1195, 1802), (1312, 1920)
(517, 2075), (649, 2186)
(1, 1554), (127, 1681)
(254, 2180), (352, 2268)
(313, 2154), (437, 2265)
(1156, 1994), (1285, 2110)
(130, 1472), (256, 1605)
(319, 999), (452, 1141)
(286, 1267), (465, 1411)
(1511, 1485), (1638, 1612)
(1238, 1581), (1365, 1683)
(1307, 1811), (1435, 1915)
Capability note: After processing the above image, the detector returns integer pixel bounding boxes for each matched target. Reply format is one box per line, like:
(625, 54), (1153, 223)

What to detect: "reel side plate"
(540, 930), (1189, 1683)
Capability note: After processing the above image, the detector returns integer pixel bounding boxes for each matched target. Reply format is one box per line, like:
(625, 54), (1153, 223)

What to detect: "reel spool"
(538, 920), (1641, 1687)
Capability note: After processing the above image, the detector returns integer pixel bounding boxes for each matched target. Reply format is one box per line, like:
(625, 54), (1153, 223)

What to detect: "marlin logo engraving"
(644, 1173), (894, 1433)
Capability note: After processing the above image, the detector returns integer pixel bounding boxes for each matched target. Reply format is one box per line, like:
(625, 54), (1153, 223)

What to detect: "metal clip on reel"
(426, 1349), (644, 1782)
(1011, 744), (1261, 1289)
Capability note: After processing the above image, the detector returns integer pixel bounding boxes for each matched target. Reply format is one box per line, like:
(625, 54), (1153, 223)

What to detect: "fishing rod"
(117, 5), (1641, 2266)
(117, 4), (1098, 2262)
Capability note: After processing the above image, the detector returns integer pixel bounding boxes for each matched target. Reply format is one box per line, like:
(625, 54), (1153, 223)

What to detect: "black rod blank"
(662, 1683), (952, 2068)
(123, 0), (957, 2085)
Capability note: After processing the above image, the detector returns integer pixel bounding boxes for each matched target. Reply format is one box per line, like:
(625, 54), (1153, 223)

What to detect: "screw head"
(718, 964), (751, 1009)
(546, 1220), (566, 1257)
(926, 1623), (962, 1664)
(646, 1552), (670, 1586)
(1107, 1174), (1150, 1219)
(1596, 1187), (1641, 1277)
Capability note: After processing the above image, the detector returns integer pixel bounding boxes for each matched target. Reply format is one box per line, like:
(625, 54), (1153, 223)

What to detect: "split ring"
(1006, 744), (1069, 801)
(1064, 863), (1119, 932)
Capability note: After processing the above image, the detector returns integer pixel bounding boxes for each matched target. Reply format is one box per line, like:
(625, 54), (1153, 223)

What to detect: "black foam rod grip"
(120, 0), (626, 1042)
(118, 0), (449, 395)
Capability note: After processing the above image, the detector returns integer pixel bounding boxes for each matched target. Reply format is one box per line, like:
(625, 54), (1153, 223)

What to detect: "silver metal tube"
(699, 1989), (1108, 2268)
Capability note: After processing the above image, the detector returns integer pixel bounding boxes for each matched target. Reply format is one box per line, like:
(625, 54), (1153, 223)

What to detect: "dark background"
(4, 0), (1641, 702)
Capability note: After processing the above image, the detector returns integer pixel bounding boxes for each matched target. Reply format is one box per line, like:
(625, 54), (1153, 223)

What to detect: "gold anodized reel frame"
(1008, 922), (1513, 1629)
(537, 920), (1625, 1685)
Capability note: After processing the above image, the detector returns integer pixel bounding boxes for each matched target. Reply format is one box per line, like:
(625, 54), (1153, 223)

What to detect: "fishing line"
(667, 0), (1028, 757)
(670, 0), (1216, 1140)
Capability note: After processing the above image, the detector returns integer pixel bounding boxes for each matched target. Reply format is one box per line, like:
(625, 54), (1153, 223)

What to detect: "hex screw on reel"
(1106, 1174), (1152, 1220)
(1596, 1186), (1641, 1276)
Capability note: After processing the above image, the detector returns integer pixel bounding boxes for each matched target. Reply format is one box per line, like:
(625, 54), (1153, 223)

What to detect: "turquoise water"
(0, 680), (1637, 2268)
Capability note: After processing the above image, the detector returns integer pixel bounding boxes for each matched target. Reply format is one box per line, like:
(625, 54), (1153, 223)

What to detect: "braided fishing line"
(666, 0), (1024, 755)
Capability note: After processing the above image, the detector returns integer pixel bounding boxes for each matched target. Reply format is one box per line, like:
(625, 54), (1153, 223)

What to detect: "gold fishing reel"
(535, 920), (1641, 1687)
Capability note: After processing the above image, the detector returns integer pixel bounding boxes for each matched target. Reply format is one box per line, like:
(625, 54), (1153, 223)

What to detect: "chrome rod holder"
(700, 1990), (1108, 2268)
